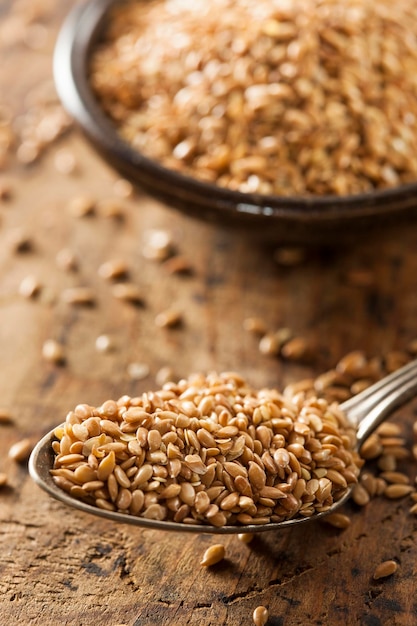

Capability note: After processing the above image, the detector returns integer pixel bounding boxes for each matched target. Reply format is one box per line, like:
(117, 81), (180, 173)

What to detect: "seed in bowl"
(90, 0), (417, 197)
(50, 372), (361, 528)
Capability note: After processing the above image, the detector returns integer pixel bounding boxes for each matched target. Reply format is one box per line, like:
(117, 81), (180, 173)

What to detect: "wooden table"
(2, 2), (417, 624)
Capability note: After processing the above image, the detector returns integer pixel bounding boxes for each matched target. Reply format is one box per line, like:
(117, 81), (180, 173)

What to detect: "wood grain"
(1, 2), (417, 625)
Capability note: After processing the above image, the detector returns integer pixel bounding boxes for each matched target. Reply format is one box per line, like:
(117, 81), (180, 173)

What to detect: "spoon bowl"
(29, 427), (351, 534)
(29, 359), (417, 534)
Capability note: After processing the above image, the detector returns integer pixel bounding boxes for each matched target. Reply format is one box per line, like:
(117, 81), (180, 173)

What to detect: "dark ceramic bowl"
(53, 0), (417, 244)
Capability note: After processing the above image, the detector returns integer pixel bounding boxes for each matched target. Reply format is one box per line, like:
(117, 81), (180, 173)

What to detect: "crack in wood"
(399, 532), (417, 553)
(156, 598), (180, 608)
(220, 549), (354, 607)
(219, 583), (266, 606)
(0, 518), (44, 530)
(364, 593), (406, 618)
(267, 564), (315, 590)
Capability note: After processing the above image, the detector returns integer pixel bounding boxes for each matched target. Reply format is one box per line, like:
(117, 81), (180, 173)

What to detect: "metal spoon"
(29, 359), (417, 534)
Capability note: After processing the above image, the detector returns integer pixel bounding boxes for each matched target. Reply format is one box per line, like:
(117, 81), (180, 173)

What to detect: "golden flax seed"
(42, 339), (65, 364)
(373, 560), (398, 580)
(200, 544), (225, 567)
(253, 606), (269, 626)
(8, 438), (33, 462)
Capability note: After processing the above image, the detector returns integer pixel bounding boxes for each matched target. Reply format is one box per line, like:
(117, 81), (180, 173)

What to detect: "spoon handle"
(353, 373), (417, 445)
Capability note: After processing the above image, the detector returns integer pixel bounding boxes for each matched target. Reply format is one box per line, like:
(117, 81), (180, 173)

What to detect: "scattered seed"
(238, 532), (254, 544)
(15, 87), (71, 162)
(253, 606), (269, 626)
(54, 149), (77, 175)
(8, 438), (33, 463)
(351, 483), (370, 507)
(373, 560), (398, 580)
(258, 333), (281, 356)
(260, 327), (293, 357)
(243, 317), (268, 336)
(37, 286), (57, 307)
(379, 471), (410, 485)
(345, 269), (376, 288)
(377, 423), (403, 437)
(273, 247), (306, 267)
(113, 178), (134, 198)
(336, 351), (368, 376)
(314, 370), (345, 392)
(18, 274), (41, 298)
(97, 198), (126, 220)
(61, 287), (95, 306)
(377, 454), (397, 472)
(8, 228), (33, 253)
(56, 248), (78, 272)
(322, 513), (351, 529)
(112, 282), (144, 305)
(384, 351), (410, 374)
(163, 255), (193, 275)
(98, 259), (129, 280)
(360, 434), (383, 460)
(95, 334), (115, 353)
(360, 472), (377, 498)
(17, 141), (40, 164)
(281, 336), (312, 362)
(350, 379), (372, 395)
(384, 484), (414, 499)
(67, 195), (95, 217)
(127, 362), (150, 380)
(200, 543), (225, 567)
(0, 180), (12, 201)
(283, 378), (315, 398)
(0, 409), (14, 425)
(155, 366), (175, 386)
(42, 339), (65, 364)
(375, 477), (388, 496)
(142, 229), (174, 261)
(155, 308), (182, 328)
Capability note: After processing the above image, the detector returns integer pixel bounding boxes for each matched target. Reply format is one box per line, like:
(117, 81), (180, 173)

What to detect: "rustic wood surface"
(2, 2), (417, 625)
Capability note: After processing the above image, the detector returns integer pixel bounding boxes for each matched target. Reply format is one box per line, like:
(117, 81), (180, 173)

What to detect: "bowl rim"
(53, 0), (417, 225)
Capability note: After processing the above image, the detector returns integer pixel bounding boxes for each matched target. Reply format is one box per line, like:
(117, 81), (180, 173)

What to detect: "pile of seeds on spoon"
(50, 371), (362, 527)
